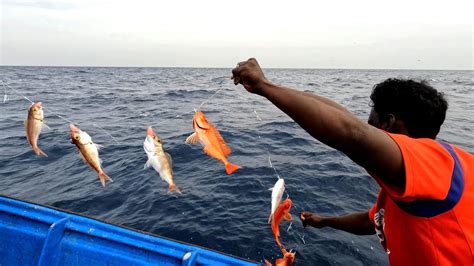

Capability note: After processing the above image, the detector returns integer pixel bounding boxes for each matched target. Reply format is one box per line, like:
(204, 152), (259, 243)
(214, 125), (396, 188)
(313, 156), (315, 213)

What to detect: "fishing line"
(93, 124), (119, 144)
(2, 80), (34, 104)
(233, 89), (309, 251)
(197, 87), (224, 111)
(1, 80), (119, 144)
(2, 82), (8, 103)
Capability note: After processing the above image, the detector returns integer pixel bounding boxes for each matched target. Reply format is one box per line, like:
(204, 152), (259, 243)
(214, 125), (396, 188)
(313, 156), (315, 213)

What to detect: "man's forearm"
(322, 212), (375, 235)
(301, 91), (350, 114)
(259, 81), (368, 156)
(258, 80), (405, 189)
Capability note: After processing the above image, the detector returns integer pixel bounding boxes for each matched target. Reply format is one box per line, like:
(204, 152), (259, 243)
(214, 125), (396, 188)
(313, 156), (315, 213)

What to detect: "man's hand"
(231, 58), (268, 95)
(300, 212), (326, 228)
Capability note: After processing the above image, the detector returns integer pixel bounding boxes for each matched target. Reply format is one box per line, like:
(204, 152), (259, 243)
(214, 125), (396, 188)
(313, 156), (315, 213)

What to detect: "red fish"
(265, 248), (296, 266)
(271, 198), (292, 249)
(185, 111), (240, 174)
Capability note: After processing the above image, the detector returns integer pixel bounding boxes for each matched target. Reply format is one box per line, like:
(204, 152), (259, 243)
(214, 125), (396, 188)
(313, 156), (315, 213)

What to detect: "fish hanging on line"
(185, 111), (240, 174)
(272, 198), (293, 249)
(70, 124), (112, 187)
(25, 102), (48, 157)
(144, 127), (181, 194)
(264, 248), (295, 266)
(269, 178), (285, 224)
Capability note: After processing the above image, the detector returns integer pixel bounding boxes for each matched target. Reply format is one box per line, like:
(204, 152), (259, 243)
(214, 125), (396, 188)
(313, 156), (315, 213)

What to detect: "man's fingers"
(231, 67), (241, 85)
(300, 212), (312, 220)
(233, 77), (241, 85)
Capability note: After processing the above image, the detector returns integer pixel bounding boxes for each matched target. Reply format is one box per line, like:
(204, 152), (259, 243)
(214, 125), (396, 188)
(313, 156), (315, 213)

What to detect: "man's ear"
(381, 114), (396, 131)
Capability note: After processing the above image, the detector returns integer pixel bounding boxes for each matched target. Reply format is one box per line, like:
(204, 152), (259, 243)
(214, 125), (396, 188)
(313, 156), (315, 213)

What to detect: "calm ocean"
(1, 66), (472, 265)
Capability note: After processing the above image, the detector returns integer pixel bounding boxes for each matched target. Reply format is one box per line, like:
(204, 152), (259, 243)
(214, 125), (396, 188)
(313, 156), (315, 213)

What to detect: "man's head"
(368, 78), (448, 139)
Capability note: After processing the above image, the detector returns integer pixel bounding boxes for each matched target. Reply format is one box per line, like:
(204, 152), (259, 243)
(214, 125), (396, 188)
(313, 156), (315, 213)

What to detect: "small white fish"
(144, 126), (181, 194)
(268, 178), (285, 223)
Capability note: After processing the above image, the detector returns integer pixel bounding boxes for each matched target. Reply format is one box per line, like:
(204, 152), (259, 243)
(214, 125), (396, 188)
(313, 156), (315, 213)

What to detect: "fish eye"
(32, 108), (37, 112)
(74, 135), (80, 140)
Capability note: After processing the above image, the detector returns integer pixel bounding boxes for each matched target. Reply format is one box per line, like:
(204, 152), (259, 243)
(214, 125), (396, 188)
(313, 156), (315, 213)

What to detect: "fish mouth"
(69, 124), (80, 133)
(146, 127), (154, 136)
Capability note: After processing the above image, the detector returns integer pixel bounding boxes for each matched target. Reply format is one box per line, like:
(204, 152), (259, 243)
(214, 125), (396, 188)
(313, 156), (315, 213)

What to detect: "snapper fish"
(143, 127), (181, 194)
(264, 248), (295, 266)
(268, 178), (285, 223)
(185, 111), (240, 174)
(271, 198), (293, 249)
(70, 124), (112, 187)
(25, 102), (48, 157)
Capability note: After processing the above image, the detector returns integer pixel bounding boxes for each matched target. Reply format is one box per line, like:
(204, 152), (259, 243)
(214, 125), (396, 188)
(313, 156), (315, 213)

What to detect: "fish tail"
(33, 146), (48, 157)
(168, 183), (182, 195)
(224, 162), (241, 174)
(98, 171), (113, 187)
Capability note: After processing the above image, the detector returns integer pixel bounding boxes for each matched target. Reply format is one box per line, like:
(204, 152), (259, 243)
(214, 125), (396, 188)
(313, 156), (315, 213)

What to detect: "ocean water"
(0, 66), (473, 265)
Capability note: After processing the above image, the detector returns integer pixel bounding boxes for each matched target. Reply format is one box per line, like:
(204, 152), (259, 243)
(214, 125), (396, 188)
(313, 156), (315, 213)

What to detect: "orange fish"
(25, 102), (48, 157)
(70, 124), (112, 187)
(271, 198), (292, 249)
(185, 111), (240, 174)
(265, 248), (295, 266)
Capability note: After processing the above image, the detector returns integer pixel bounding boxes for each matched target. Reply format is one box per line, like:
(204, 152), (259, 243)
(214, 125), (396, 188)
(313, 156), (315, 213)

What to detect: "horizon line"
(0, 64), (472, 72)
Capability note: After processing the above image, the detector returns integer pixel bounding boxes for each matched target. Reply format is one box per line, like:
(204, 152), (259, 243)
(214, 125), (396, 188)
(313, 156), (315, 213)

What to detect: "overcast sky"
(1, 0), (473, 69)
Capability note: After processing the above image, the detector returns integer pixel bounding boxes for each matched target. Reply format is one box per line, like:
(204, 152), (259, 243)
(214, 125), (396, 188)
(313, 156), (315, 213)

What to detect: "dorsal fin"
(166, 152), (173, 175)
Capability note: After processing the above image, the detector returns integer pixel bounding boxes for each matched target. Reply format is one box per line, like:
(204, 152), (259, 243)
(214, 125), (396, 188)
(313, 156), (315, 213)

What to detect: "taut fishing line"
(1, 80), (119, 144)
(232, 89), (307, 250)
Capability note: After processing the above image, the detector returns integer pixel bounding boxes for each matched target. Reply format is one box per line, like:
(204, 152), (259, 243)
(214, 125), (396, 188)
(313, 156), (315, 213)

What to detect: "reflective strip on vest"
(394, 141), (465, 217)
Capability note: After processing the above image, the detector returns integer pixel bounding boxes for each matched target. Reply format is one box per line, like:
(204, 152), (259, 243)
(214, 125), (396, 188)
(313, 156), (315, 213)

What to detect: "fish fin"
(168, 183), (182, 195)
(268, 187), (273, 191)
(78, 152), (87, 163)
(284, 212), (292, 221)
(95, 144), (103, 150)
(202, 146), (213, 157)
(165, 152), (172, 165)
(225, 162), (241, 174)
(211, 127), (231, 157)
(33, 146), (48, 157)
(268, 213), (273, 224)
(42, 123), (51, 131)
(98, 171), (113, 187)
(24, 123), (30, 144)
(144, 159), (152, 169)
(165, 152), (173, 174)
(185, 132), (198, 144)
(264, 259), (273, 266)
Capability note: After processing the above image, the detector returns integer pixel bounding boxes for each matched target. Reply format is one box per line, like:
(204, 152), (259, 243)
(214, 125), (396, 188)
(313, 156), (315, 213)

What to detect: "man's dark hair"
(370, 78), (448, 138)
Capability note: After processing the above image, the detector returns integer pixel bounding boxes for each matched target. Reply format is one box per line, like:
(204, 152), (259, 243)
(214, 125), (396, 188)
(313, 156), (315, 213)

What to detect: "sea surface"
(1, 67), (473, 265)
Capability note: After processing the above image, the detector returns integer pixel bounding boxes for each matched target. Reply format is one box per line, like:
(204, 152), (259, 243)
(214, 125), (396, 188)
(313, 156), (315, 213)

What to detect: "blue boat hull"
(0, 195), (258, 266)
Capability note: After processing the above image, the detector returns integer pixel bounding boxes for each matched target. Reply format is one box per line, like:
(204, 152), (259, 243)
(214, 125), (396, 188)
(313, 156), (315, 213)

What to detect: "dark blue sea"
(1, 67), (473, 265)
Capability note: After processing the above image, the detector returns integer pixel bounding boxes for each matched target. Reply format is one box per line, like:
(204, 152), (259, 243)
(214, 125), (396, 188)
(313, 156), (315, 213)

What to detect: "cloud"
(3, 0), (76, 11)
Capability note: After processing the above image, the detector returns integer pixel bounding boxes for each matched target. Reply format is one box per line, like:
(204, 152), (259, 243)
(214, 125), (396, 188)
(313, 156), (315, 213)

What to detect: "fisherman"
(232, 58), (473, 265)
